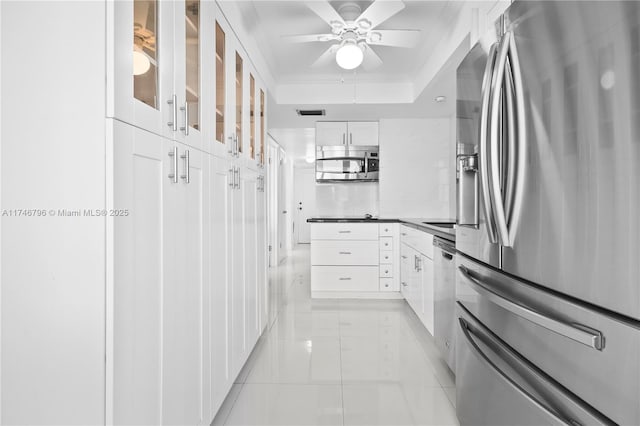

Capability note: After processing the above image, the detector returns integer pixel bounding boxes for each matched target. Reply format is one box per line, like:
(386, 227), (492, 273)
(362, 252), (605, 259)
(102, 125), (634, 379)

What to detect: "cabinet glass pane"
(260, 89), (265, 164)
(185, 0), (200, 130)
(133, 0), (158, 109)
(250, 74), (255, 159)
(235, 53), (243, 153)
(215, 22), (225, 143)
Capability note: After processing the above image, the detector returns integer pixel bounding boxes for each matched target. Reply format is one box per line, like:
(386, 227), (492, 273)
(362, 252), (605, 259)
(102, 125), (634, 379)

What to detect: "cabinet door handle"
(180, 101), (189, 135)
(235, 167), (240, 189)
(350, 133), (353, 144)
(342, 133), (345, 145)
(228, 135), (234, 154)
(168, 147), (178, 183)
(401, 282), (408, 287)
(180, 150), (190, 183)
(228, 168), (234, 187)
(401, 255), (407, 259)
(167, 95), (177, 131)
(401, 232), (407, 236)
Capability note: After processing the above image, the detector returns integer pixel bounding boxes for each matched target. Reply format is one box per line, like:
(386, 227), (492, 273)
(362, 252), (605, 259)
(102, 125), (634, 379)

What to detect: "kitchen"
(1, 1), (639, 425)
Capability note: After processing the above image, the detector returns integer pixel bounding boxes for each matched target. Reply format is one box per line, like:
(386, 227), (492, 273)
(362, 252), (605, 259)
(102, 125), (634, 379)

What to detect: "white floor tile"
(343, 383), (458, 426)
(217, 246), (459, 426)
(245, 337), (342, 384)
(224, 384), (343, 426)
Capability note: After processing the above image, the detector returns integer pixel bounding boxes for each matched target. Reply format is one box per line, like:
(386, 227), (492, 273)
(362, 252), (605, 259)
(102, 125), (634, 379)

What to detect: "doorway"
(294, 167), (316, 244)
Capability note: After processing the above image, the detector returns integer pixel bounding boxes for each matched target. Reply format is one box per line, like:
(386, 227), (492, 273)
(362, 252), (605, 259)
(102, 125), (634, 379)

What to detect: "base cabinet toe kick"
(310, 223), (401, 298)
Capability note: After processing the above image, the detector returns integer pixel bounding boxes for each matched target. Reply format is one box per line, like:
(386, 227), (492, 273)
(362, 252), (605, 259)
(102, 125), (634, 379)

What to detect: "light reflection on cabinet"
(185, 0), (200, 131)
(235, 53), (243, 153)
(133, 0), (158, 109)
(215, 22), (225, 143)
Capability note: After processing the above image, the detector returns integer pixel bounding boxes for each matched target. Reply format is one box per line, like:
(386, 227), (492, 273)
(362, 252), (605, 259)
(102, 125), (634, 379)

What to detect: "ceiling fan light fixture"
(336, 42), (363, 70)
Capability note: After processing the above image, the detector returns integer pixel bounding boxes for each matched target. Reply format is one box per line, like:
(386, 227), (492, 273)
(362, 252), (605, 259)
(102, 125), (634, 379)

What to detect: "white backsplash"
(315, 182), (379, 217)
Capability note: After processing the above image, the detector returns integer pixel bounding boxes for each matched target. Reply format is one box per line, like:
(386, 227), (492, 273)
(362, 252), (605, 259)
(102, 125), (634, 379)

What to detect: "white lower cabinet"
(113, 121), (204, 425)
(400, 225), (436, 335)
(112, 120), (267, 425)
(311, 266), (379, 292)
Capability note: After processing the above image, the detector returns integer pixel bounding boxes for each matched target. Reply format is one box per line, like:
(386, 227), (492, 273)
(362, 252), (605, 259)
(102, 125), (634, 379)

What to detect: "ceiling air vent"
(296, 109), (326, 116)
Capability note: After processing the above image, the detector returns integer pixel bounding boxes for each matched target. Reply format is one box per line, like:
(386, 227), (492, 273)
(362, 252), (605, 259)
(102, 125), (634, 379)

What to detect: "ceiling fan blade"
(311, 45), (340, 68)
(367, 30), (420, 48)
(305, 1), (345, 28)
(361, 45), (383, 70)
(281, 34), (338, 43)
(356, 0), (405, 30)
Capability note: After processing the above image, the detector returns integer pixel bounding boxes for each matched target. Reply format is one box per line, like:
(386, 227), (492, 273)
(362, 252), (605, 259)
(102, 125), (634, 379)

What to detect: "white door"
(316, 121), (348, 145)
(112, 121), (166, 425)
(163, 140), (203, 425)
(294, 167), (316, 244)
(207, 154), (233, 415)
(242, 168), (259, 350)
(348, 121), (379, 146)
(277, 154), (288, 264)
(256, 174), (268, 333)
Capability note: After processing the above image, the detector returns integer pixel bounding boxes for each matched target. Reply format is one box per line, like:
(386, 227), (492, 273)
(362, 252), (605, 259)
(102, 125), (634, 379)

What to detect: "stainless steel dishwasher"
(433, 236), (456, 373)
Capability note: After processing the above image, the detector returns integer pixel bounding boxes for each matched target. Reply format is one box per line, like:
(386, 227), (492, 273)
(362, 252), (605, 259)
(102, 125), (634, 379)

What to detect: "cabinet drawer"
(311, 223), (379, 240)
(311, 241), (379, 265)
(311, 266), (379, 292)
(379, 236), (393, 250)
(400, 225), (433, 259)
(379, 278), (395, 292)
(380, 250), (394, 264)
(379, 223), (395, 236)
(380, 264), (394, 278)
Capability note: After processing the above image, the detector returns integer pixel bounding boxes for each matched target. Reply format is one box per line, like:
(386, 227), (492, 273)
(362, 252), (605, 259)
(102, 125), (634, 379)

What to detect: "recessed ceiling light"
(435, 96), (447, 103)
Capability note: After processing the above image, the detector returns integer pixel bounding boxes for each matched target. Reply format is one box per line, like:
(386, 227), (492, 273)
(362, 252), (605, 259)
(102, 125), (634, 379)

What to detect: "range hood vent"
(296, 109), (325, 116)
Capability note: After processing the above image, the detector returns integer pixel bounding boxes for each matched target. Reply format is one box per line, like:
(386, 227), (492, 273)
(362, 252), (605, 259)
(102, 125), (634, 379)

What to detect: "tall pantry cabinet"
(0, 0), (269, 424)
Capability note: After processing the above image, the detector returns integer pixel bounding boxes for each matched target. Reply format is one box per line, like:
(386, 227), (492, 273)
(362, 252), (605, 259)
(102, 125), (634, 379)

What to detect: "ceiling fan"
(283, 0), (420, 70)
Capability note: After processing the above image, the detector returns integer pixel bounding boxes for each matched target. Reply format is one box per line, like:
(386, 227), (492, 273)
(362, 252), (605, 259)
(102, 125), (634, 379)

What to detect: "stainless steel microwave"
(315, 145), (379, 182)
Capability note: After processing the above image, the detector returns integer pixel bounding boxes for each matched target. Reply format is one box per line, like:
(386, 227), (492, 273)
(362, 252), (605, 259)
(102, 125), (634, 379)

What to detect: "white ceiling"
(242, 0), (462, 84)
(269, 35), (468, 164)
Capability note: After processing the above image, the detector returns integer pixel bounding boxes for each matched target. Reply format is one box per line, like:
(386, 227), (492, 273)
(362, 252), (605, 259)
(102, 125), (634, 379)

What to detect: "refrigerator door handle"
(458, 266), (605, 351)
(457, 308), (606, 426)
(488, 31), (512, 247)
(505, 32), (528, 246)
(479, 43), (500, 244)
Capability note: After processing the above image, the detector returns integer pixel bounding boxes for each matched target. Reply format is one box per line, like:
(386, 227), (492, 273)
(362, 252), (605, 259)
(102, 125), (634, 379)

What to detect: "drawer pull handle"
(339, 277), (352, 281)
(338, 231), (351, 233)
(401, 255), (407, 259)
(401, 282), (408, 287)
(401, 232), (407, 236)
(339, 251), (352, 255)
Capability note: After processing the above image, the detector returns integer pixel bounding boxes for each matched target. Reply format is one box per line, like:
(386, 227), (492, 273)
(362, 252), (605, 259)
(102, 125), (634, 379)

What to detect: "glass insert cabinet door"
(235, 52), (243, 154)
(133, 0), (158, 109)
(215, 21), (225, 143)
(184, 0), (200, 132)
(260, 89), (265, 165)
(250, 74), (255, 159)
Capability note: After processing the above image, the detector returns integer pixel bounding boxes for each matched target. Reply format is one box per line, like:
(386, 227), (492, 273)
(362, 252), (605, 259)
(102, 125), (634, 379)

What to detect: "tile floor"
(212, 246), (459, 426)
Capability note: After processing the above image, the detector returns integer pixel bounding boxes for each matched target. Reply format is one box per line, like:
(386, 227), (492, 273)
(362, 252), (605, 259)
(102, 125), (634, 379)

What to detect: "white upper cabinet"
(348, 121), (379, 146)
(315, 121), (379, 146)
(316, 122), (348, 146)
(109, 0), (174, 139)
(108, 0), (206, 150)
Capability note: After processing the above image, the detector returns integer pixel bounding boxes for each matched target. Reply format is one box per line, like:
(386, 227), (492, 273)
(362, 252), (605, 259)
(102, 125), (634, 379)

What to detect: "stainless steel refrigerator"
(455, 2), (640, 424)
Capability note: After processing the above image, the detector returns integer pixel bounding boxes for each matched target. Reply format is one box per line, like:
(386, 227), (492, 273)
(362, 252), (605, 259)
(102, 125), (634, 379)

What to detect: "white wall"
(379, 118), (452, 219)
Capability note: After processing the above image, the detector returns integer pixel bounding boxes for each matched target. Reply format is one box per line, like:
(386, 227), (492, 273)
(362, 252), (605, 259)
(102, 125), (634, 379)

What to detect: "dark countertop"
(307, 217), (456, 242)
